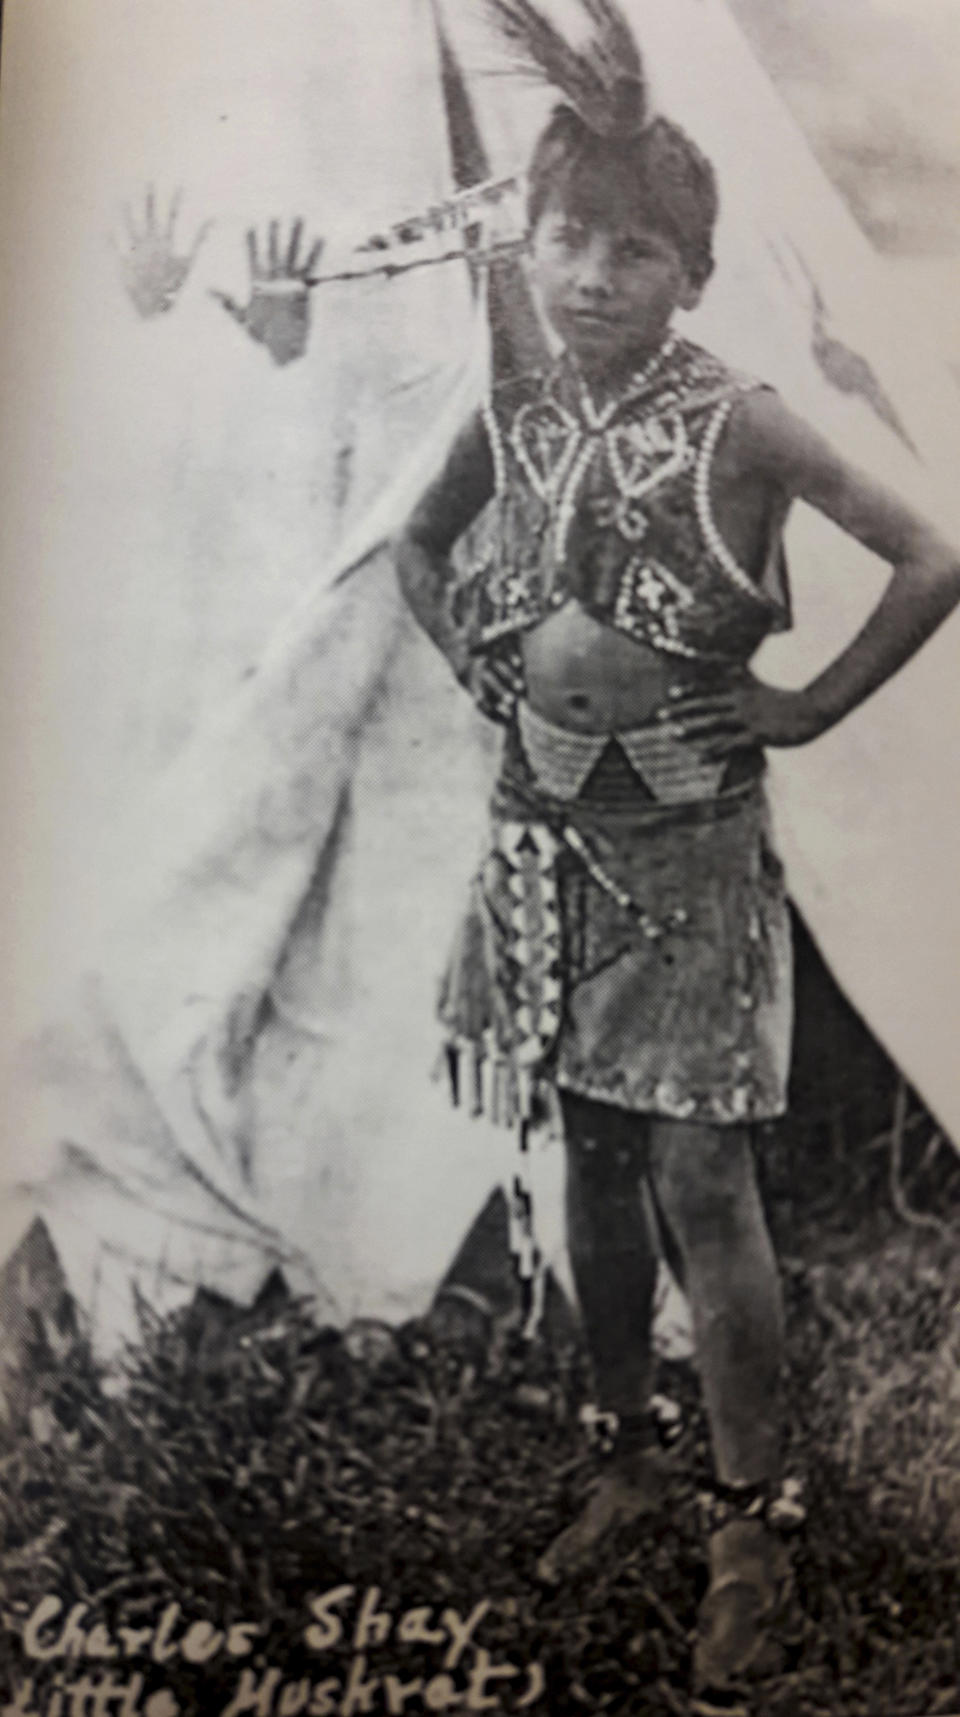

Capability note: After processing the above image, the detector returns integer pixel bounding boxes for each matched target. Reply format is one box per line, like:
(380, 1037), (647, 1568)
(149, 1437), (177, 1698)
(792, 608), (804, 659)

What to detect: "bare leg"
(537, 1093), (666, 1585)
(562, 1090), (657, 1418)
(648, 1120), (783, 1485)
(648, 1121), (789, 1699)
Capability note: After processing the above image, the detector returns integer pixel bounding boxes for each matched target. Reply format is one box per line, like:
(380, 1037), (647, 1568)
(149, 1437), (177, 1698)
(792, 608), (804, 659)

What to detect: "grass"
(2, 1062), (960, 1714)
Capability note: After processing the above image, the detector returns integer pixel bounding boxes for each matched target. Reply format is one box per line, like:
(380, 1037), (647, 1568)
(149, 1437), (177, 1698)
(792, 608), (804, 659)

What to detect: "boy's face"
(530, 195), (704, 373)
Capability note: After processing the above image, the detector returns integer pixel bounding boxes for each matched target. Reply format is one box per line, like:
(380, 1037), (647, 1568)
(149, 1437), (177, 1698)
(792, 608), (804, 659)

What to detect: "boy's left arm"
(672, 391), (960, 755)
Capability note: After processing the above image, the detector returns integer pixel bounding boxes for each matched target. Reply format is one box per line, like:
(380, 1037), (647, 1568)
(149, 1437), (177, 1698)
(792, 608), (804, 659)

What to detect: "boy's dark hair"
(527, 103), (719, 286)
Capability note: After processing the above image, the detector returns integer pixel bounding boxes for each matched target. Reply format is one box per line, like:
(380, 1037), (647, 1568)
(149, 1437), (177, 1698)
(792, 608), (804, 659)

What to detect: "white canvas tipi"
(0, 0), (517, 1348)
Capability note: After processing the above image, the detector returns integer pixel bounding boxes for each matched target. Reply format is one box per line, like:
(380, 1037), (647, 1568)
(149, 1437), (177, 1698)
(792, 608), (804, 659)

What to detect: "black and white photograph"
(1, 1), (960, 1712)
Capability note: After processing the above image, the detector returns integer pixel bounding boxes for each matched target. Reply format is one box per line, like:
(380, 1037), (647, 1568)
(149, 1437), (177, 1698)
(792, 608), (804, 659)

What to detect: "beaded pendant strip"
(442, 819), (564, 1337)
(498, 819), (564, 1108)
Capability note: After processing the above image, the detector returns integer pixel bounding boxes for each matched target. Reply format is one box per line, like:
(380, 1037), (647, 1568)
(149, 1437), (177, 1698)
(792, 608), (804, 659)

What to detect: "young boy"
(395, 94), (960, 1705)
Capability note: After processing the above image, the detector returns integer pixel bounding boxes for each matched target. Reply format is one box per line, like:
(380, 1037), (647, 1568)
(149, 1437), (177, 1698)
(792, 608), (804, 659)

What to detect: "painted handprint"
(211, 220), (324, 366)
(115, 187), (211, 318)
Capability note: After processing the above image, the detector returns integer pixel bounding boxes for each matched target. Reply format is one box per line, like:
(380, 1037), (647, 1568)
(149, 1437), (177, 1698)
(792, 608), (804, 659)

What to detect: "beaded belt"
(517, 701), (726, 806)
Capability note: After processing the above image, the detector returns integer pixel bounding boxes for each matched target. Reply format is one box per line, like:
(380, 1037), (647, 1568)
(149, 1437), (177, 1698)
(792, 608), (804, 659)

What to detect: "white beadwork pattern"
(509, 337), (691, 569)
(617, 726), (727, 804)
(552, 435), (596, 564)
(482, 400), (507, 495)
(518, 701), (727, 806)
(693, 394), (772, 605)
(517, 702), (608, 801)
(577, 334), (677, 429)
(613, 556), (703, 659)
(604, 414), (688, 500)
(510, 397), (580, 503)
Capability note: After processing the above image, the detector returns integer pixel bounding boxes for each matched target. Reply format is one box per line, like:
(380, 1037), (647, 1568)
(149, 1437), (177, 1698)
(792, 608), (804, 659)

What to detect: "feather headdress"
(484, 0), (718, 281)
(484, 0), (648, 137)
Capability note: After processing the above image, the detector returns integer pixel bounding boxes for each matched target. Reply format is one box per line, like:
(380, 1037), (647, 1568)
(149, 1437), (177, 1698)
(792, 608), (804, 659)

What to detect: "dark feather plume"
(484, 0), (648, 136)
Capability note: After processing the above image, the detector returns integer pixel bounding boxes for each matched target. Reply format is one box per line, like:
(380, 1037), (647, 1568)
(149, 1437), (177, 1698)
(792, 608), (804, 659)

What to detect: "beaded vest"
(452, 335), (791, 666)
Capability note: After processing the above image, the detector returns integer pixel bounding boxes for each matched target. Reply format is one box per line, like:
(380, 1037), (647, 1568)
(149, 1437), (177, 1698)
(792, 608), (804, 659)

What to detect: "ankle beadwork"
(579, 1395), (684, 1459)
(699, 1475), (806, 1536)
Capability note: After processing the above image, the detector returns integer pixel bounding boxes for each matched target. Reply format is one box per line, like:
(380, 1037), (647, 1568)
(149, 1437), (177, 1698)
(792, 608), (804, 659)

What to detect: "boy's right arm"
(395, 412), (495, 679)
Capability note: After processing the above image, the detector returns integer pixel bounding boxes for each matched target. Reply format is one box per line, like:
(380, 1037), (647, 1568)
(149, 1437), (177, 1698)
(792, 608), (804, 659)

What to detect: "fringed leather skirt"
(439, 708), (793, 1129)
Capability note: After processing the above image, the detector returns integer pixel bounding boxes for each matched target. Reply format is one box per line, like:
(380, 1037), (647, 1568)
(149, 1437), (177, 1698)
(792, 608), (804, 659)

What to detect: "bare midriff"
(521, 601), (697, 733)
